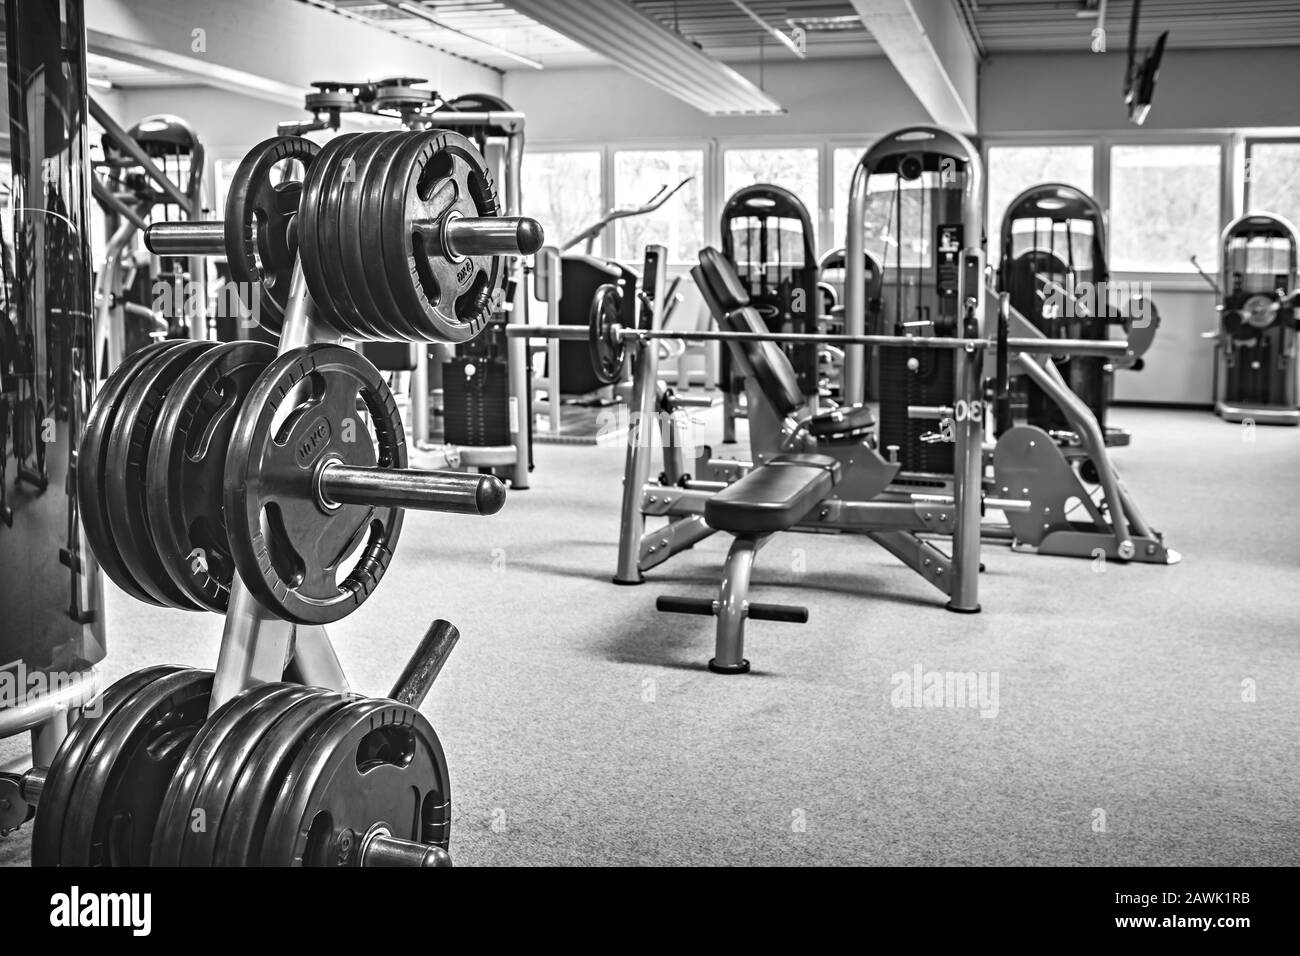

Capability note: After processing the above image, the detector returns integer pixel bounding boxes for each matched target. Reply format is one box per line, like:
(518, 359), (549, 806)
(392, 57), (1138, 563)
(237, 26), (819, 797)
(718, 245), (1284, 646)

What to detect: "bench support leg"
(711, 535), (762, 674)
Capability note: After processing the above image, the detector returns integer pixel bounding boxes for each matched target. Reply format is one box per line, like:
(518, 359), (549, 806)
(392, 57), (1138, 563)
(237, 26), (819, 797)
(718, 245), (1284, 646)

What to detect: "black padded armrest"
(808, 404), (876, 439)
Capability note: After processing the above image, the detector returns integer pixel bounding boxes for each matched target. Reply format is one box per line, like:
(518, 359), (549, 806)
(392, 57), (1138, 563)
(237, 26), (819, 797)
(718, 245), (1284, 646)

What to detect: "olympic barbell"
(503, 317), (1135, 359)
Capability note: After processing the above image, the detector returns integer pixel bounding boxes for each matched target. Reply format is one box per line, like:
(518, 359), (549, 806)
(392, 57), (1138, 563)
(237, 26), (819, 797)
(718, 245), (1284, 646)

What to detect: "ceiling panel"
(308, 0), (1300, 73)
(630, 0), (878, 61)
(328, 0), (594, 68)
(971, 0), (1300, 53)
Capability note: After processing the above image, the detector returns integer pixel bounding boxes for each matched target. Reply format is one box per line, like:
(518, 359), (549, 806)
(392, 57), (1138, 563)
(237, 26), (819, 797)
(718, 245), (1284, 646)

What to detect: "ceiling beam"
(84, 0), (501, 107)
(503, 0), (784, 115)
(849, 0), (978, 133)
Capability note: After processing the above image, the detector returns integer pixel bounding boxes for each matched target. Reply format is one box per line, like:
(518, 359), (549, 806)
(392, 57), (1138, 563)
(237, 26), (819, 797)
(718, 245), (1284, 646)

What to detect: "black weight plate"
(588, 282), (626, 386)
(380, 130), (503, 343)
(181, 684), (328, 866)
(224, 345), (407, 624)
(146, 340), (277, 611)
(339, 131), (410, 341)
(224, 136), (321, 334)
(315, 133), (388, 341)
(60, 669), (213, 866)
(30, 665), (184, 866)
(150, 681), (304, 866)
(359, 132), (427, 341)
(105, 339), (217, 609)
(298, 133), (363, 336)
(214, 690), (353, 866)
(77, 341), (187, 606)
(260, 697), (452, 866)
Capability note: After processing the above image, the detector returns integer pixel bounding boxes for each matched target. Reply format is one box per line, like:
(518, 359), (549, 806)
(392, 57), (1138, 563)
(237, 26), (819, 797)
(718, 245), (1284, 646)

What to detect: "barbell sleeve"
(145, 221), (227, 257)
(442, 216), (544, 257)
(360, 832), (453, 868)
(317, 464), (506, 516)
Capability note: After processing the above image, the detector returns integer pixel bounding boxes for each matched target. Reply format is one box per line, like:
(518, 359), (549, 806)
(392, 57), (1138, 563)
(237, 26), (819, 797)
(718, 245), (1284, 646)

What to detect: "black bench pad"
(704, 454), (842, 534)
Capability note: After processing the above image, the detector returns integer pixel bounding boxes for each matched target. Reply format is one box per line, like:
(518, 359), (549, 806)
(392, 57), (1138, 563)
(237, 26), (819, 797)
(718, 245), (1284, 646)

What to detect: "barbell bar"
(503, 322), (1134, 359)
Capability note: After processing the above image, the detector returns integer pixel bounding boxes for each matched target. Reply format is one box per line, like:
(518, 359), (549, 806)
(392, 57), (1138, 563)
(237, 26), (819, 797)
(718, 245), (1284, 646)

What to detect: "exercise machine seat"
(808, 404), (876, 442)
(704, 454), (841, 534)
(696, 247), (805, 417)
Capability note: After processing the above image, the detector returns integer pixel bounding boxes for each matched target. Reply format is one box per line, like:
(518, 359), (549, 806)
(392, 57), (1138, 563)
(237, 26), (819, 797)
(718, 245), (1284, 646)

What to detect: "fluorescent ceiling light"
(504, 0), (784, 115)
(386, 1), (544, 70)
(727, 0), (807, 59)
(87, 76), (114, 90)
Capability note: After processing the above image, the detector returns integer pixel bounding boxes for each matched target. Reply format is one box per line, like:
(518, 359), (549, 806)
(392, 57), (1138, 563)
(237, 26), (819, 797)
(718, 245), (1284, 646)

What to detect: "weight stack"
(877, 345), (955, 477)
(443, 356), (513, 447)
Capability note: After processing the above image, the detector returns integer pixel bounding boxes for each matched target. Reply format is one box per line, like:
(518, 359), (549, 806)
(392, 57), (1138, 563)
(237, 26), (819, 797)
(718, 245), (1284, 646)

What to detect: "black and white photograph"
(0, 0), (1294, 932)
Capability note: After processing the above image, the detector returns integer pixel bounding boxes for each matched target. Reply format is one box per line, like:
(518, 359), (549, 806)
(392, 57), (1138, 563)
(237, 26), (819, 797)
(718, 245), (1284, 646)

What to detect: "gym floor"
(3, 404), (1296, 867)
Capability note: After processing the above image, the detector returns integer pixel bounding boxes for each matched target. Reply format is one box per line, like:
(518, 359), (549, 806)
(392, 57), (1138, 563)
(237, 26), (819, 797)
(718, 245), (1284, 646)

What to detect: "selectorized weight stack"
(996, 183), (1160, 447)
(4, 129), (543, 867)
(1205, 214), (1300, 425)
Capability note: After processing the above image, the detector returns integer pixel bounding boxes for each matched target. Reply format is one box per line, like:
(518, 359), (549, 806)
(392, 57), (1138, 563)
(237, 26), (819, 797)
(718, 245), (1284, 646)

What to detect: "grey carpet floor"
(2, 406), (1297, 866)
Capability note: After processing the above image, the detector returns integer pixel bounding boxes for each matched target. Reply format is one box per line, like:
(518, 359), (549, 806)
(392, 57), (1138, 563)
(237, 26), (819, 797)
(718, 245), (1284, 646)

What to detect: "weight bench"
(655, 248), (861, 673)
(656, 453), (841, 673)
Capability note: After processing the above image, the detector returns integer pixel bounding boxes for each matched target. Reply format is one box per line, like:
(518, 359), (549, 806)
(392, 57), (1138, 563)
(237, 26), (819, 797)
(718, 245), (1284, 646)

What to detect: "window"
(521, 150), (603, 253)
(612, 149), (704, 264)
(1245, 141), (1300, 232)
(723, 146), (819, 237)
(985, 145), (1093, 268)
(1109, 144), (1221, 272)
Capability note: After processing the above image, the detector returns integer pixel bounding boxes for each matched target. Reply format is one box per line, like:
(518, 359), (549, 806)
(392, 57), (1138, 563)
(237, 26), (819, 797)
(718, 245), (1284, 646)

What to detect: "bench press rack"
(506, 244), (1132, 671)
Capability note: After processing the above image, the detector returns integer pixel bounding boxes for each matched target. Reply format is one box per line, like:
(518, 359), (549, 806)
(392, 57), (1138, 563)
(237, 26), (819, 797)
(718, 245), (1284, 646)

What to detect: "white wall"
(504, 57), (929, 144)
(117, 87), (309, 156)
(981, 48), (1300, 134)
